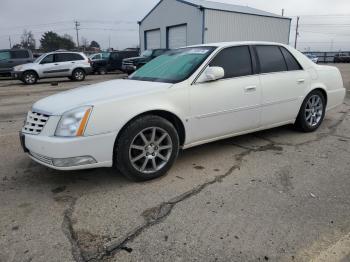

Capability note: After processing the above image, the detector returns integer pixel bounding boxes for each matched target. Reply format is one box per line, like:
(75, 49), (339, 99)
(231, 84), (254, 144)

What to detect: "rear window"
(255, 45), (287, 74)
(11, 50), (30, 59)
(0, 51), (11, 61)
(280, 47), (302, 71)
(55, 53), (84, 62)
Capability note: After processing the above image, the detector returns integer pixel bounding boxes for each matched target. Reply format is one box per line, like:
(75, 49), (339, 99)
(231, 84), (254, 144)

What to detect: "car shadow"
(15, 124), (298, 194)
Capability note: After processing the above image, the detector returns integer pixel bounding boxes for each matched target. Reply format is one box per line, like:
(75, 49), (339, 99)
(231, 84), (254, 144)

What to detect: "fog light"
(52, 156), (97, 167)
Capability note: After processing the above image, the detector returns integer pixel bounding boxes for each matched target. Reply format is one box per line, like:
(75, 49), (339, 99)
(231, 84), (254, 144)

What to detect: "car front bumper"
(21, 132), (116, 170)
(122, 64), (136, 72)
(11, 71), (24, 79)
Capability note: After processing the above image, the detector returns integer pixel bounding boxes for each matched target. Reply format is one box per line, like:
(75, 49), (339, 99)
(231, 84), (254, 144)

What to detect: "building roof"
(140, 0), (290, 23)
(180, 0), (289, 19)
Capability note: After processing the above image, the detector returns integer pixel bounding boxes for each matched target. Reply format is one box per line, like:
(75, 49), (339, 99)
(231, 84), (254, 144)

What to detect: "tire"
(22, 71), (38, 85)
(295, 90), (326, 132)
(114, 115), (179, 181)
(98, 67), (107, 75)
(71, 69), (86, 81)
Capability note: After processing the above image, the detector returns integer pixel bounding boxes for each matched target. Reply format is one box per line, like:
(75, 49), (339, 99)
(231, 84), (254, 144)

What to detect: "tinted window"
(55, 53), (84, 62)
(280, 47), (302, 71)
(210, 46), (252, 79)
(40, 54), (54, 64)
(110, 53), (119, 60)
(256, 46), (287, 73)
(0, 51), (11, 61)
(11, 50), (30, 59)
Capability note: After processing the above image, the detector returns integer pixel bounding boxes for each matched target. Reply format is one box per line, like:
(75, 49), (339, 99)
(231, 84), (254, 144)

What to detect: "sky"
(0, 0), (349, 51)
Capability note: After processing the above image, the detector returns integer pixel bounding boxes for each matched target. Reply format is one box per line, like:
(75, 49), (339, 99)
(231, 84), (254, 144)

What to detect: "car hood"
(14, 62), (36, 70)
(32, 79), (172, 115)
(123, 56), (146, 62)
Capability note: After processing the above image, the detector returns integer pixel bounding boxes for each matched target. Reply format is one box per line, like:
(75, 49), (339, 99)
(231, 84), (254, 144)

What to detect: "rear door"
(10, 50), (32, 67)
(0, 50), (11, 74)
(255, 45), (309, 127)
(54, 53), (77, 76)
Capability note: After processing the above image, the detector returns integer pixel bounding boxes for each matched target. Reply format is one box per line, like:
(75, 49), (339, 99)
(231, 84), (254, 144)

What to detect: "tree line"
(12, 30), (101, 52)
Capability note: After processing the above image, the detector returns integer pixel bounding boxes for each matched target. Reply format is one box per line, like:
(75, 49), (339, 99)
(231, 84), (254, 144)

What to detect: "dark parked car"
(0, 49), (34, 76)
(91, 50), (139, 74)
(122, 49), (169, 74)
(334, 53), (350, 63)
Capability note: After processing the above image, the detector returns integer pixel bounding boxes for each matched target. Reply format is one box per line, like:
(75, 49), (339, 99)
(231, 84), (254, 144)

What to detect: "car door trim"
(194, 104), (260, 119)
(43, 69), (70, 74)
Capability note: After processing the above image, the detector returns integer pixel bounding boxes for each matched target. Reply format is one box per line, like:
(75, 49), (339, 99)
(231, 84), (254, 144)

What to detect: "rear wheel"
(114, 115), (179, 181)
(295, 90), (326, 132)
(98, 67), (107, 75)
(22, 71), (38, 85)
(71, 69), (85, 81)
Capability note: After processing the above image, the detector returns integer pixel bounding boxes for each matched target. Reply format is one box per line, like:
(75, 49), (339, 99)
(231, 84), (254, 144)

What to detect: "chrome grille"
(122, 61), (134, 66)
(22, 111), (49, 135)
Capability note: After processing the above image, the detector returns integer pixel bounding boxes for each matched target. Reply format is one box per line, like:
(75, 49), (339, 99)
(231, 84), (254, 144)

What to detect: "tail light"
(88, 58), (92, 65)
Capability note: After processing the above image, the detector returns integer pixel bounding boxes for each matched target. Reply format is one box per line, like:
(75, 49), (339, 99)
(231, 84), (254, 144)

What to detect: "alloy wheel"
(129, 127), (173, 174)
(24, 73), (36, 84)
(305, 94), (323, 127)
(74, 70), (84, 80)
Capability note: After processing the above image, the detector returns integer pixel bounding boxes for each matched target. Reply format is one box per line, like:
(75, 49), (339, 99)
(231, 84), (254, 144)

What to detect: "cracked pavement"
(0, 65), (349, 262)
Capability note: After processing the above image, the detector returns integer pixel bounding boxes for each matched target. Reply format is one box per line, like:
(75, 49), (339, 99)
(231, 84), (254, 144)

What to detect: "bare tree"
(20, 30), (36, 50)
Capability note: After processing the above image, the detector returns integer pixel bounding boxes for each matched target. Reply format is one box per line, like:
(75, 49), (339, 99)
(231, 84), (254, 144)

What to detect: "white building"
(138, 0), (291, 51)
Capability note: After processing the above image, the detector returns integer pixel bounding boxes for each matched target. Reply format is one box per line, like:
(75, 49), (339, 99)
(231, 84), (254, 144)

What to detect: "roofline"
(139, 0), (291, 24)
(201, 6), (292, 20)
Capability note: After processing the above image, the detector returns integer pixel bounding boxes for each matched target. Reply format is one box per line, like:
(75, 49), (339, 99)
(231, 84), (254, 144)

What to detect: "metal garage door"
(167, 24), (187, 49)
(145, 29), (161, 50)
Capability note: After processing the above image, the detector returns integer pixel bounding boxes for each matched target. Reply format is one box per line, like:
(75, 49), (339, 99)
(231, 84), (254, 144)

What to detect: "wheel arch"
(309, 87), (328, 106)
(23, 69), (39, 79)
(115, 110), (186, 148)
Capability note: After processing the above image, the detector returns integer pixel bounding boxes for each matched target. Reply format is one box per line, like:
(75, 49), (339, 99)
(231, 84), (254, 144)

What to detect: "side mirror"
(196, 66), (225, 83)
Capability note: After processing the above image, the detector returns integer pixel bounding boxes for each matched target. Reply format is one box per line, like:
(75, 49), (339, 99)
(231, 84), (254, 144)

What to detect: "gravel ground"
(0, 65), (349, 262)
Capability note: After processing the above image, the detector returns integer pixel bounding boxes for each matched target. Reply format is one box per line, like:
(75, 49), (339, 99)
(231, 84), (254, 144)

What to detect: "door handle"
(54, 63), (59, 66)
(297, 79), (305, 83)
(244, 86), (257, 92)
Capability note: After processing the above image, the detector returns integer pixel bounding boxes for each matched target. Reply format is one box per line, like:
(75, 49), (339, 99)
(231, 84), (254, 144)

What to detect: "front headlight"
(55, 106), (92, 137)
(14, 66), (23, 71)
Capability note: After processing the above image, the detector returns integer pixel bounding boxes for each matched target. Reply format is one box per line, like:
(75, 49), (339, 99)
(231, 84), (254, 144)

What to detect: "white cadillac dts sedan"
(20, 42), (345, 181)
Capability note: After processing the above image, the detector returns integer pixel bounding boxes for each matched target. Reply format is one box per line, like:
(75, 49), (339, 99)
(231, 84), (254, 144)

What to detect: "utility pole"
(8, 36), (12, 49)
(75, 21), (80, 49)
(282, 9), (284, 16)
(294, 16), (300, 49)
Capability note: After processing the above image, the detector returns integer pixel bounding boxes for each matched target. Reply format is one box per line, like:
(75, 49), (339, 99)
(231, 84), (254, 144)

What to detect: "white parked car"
(20, 42), (345, 181)
(12, 51), (92, 84)
(305, 53), (319, 64)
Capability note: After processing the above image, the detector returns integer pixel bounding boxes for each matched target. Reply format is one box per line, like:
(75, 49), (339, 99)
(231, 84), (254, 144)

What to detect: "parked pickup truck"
(0, 49), (34, 76)
(122, 49), (169, 74)
(334, 53), (350, 63)
(91, 50), (139, 74)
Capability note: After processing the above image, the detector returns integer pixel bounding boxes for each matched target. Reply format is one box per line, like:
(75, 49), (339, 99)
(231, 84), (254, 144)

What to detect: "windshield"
(34, 54), (47, 63)
(141, 50), (153, 57)
(129, 47), (215, 83)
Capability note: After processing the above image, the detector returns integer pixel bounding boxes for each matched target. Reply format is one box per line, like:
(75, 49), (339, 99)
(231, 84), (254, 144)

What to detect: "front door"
(39, 54), (60, 77)
(189, 46), (261, 143)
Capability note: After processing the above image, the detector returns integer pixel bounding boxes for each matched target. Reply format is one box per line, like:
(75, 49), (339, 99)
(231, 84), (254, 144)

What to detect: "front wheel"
(22, 71), (38, 85)
(295, 90), (326, 132)
(71, 69), (86, 81)
(114, 115), (179, 181)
